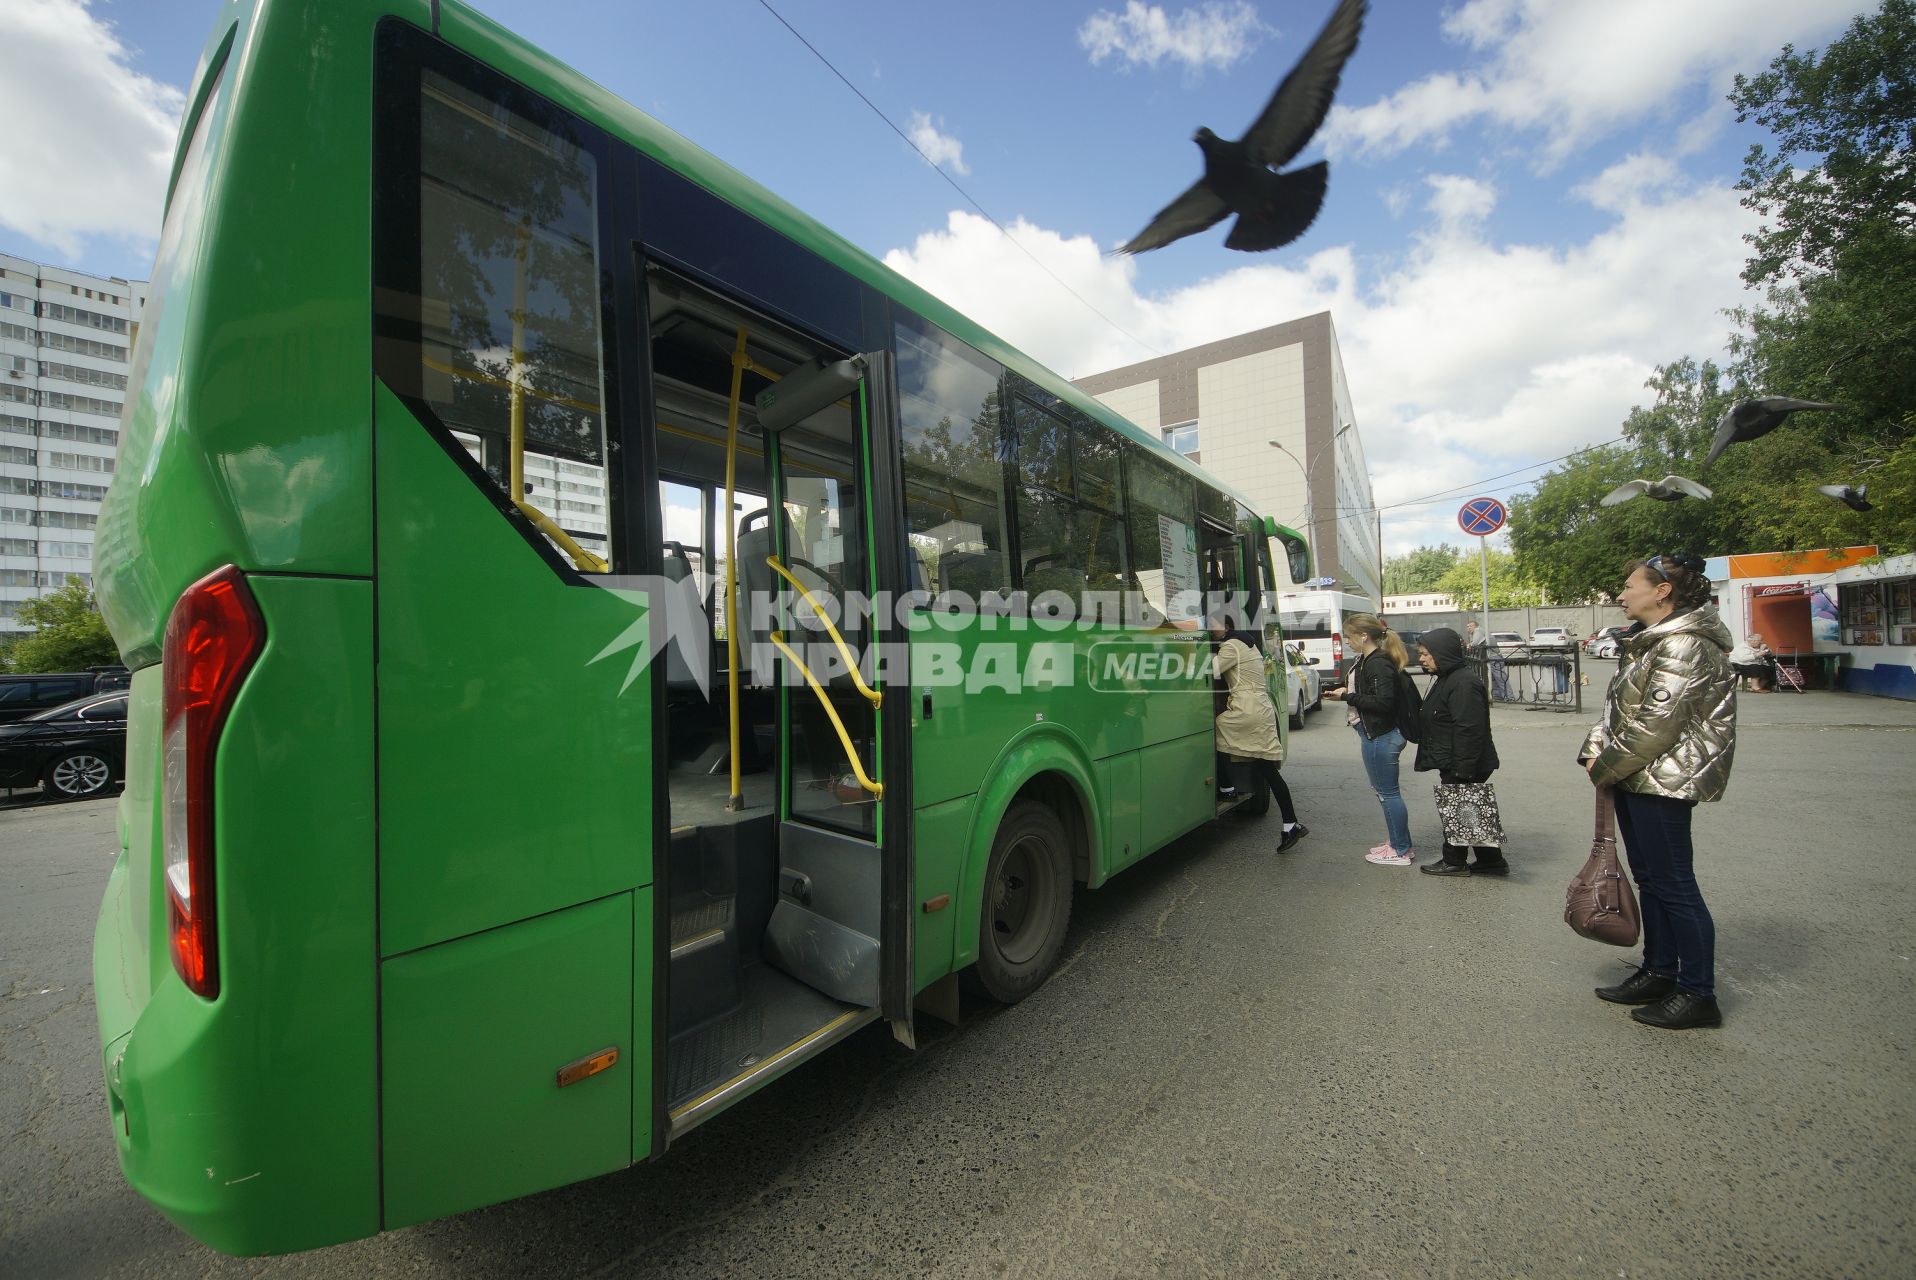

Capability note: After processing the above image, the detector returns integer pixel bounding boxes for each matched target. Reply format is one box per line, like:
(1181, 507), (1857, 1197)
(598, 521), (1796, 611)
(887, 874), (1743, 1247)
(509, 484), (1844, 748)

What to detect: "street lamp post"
(1268, 422), (1354, 585)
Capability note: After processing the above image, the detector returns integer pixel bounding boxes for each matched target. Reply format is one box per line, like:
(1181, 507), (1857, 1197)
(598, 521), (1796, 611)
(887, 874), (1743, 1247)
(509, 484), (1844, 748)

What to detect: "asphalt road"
(3, 691), (1913, 1278)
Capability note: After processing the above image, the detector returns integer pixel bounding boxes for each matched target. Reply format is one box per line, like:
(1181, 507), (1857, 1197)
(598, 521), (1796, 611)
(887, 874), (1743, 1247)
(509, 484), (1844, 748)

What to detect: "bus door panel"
(757, 353), (915, 1034)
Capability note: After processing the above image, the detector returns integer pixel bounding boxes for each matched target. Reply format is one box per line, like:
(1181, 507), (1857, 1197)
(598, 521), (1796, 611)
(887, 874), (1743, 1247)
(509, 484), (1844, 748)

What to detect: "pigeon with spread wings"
(1817, 484), (1872, 512)
(1705, 397), (1837, 466)
(1117, 0), (1367, 255)
(1601, 475), (1714, 506)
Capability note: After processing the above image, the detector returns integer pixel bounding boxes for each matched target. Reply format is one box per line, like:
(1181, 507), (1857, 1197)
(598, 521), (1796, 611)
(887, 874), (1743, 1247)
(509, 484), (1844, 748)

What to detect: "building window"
(43, 421), (115, 446)
(1161, 420), (1199, 458)
(46, 451), (113, 474)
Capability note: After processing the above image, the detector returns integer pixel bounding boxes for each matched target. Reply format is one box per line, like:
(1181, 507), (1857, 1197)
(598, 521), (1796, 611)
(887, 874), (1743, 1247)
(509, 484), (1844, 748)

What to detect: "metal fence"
(1472, 647), (1583, 714)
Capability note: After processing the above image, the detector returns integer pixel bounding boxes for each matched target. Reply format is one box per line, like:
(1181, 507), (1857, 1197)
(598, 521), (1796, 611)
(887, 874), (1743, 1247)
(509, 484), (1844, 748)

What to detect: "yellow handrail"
(768, 630), (883, 797)
(765, 556), (882, 707)
(723, 328), (749, 810)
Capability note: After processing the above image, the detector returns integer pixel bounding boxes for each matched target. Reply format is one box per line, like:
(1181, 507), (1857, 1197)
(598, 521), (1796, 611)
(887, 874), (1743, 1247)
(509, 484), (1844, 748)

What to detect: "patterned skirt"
(1434, 781), (1505, 847)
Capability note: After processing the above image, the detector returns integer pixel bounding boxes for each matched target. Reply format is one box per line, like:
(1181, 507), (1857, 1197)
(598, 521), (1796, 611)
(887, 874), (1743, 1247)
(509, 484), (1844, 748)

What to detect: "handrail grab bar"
(765, 556), (882, 707)
(767, 630), (883, 797)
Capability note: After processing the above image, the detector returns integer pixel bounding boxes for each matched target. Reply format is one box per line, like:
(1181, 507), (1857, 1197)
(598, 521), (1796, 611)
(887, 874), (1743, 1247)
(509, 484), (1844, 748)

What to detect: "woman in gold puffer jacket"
(1578, 553), (1736, 1031)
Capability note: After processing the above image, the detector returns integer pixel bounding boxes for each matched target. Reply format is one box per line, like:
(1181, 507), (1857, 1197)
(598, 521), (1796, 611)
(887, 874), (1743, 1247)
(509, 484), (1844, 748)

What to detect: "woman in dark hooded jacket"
(1411, 628), (1507, 876)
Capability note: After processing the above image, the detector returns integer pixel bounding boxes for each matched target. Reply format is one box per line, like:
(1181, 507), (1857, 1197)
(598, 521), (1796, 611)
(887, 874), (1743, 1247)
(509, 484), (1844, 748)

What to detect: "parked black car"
(0, 673), (103, 723)
(0, 691), (129, 799)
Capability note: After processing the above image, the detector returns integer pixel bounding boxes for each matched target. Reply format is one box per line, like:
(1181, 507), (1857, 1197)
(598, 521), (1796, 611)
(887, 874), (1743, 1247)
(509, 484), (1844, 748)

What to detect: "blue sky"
(1, 0), (1878, 555)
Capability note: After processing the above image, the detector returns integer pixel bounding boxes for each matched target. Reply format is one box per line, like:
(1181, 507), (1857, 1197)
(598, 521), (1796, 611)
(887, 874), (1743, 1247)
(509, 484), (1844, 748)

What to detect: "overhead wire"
(754, 0), (1165, 361)
(1325, 434), (1632, 517)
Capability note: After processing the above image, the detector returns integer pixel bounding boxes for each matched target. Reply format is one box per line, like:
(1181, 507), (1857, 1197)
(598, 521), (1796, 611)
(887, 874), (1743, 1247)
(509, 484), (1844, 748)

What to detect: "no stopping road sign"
(1459, 497), (1506, 536)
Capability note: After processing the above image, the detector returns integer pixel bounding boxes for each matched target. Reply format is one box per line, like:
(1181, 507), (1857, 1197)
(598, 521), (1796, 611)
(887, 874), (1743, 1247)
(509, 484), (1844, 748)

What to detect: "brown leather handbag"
(1564, 786), (1640, 946)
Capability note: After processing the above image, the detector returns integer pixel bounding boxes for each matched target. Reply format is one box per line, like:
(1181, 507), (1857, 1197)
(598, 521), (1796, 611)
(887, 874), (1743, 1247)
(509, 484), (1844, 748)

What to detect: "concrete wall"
(1382, 604), (1630, 639)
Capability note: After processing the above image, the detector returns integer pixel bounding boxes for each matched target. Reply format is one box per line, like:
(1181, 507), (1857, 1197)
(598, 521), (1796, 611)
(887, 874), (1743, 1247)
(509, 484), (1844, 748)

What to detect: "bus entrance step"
(669, 892), (740, 1034)
(666, 963), (857, 1115)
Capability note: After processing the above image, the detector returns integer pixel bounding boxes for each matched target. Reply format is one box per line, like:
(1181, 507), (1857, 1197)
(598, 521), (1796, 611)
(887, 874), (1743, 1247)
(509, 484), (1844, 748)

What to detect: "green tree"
(1508, 362), (1740, 602)
(1436, 548), (1543, 610)
(1382, 544), (1460, 594)
(1726, 0), (1916, 550)
(1510, 4), (1915, 595)
(4, 580), (121, 673)
(1731, 0), (1915, 285)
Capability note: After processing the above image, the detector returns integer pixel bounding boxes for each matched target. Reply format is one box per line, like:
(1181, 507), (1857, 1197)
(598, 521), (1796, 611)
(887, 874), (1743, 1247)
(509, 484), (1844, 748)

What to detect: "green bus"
(91, 0), (1314, 1255)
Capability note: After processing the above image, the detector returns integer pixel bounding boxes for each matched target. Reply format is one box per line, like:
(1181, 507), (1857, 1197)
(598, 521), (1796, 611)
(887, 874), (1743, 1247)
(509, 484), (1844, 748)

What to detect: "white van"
(1276, 590), (1382, 689)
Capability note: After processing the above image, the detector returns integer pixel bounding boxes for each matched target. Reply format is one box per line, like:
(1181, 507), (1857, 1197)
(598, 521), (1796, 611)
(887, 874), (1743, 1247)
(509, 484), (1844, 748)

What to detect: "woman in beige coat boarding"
(1210, 618), (1308, 852)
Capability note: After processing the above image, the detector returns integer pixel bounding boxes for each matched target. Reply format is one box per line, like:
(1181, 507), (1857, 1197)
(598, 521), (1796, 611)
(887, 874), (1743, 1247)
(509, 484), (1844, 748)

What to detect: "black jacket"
(1345, 650), (1402, 740)
(1413, 628), (1499, 781)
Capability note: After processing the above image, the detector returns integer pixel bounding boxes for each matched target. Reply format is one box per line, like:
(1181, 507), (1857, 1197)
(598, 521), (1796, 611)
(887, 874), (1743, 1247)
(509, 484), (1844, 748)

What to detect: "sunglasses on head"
(1643, 553), (1702, 580)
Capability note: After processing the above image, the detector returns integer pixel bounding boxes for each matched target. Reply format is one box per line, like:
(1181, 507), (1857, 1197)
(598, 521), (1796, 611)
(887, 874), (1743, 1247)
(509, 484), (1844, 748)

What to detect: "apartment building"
(0, 252), (149, 634)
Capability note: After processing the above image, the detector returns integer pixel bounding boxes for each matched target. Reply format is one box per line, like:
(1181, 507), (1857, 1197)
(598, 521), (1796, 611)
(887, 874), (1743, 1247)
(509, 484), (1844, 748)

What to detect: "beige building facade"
(1073, 312), (1379, 601)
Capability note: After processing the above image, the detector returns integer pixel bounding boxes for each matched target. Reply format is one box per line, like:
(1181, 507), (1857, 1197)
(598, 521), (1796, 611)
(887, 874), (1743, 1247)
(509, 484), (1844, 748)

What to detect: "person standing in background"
(1324, 614), (1417, 866)
(1411, 629), (1507, 877)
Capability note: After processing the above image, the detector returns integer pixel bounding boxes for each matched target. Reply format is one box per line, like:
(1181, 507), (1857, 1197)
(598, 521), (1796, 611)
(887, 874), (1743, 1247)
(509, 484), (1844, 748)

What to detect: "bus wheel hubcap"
(992, 836), (1054, 966)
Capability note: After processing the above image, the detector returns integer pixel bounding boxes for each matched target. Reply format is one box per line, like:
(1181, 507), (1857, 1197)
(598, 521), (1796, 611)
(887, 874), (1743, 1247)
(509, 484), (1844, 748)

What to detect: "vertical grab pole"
(723, 327), (748, 811)
(509, 218), (531, 509)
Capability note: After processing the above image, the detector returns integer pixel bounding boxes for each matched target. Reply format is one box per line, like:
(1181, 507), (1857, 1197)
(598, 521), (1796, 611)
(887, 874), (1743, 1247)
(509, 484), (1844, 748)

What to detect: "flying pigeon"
(1601, 475), (1714, 506)
(1117, 0), (1366, 255)
(1705, 397), (1837, 466)
(1817, 484), (1872, 512)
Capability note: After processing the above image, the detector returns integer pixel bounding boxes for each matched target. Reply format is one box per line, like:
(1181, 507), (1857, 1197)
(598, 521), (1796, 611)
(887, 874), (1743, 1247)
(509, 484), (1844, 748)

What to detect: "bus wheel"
(968, 800), (1074, 1004)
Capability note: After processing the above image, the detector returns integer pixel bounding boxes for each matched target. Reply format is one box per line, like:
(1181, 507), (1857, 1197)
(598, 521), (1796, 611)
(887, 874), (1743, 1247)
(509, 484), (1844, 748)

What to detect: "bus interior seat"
(662, 541), (703, 695)
(938, 548), (1000, 600)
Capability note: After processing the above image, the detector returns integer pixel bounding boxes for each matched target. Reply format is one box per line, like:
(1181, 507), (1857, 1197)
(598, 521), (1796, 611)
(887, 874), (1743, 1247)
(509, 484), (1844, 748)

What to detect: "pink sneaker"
(1369, 842), (1392, 856)
(1365, 849), (1414, 866)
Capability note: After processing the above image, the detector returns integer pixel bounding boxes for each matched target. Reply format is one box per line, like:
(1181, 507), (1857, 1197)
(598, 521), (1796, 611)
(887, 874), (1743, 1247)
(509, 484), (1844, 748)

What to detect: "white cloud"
(1078, 1), (1266, 72)
(907, 112), (970, 176)
(1572, 152), (1680, 213)
(1424, 174), (1497, 230)
(0, 0), (182, 258)
(882, 172), (1756, 557)
(1323, 0), (1874, 167)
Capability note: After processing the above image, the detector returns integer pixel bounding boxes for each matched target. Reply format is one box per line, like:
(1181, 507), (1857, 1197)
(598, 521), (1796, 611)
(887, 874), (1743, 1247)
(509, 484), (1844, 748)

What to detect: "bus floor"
(664, 962), (862, 1126)
(663, 776), (870, 1132)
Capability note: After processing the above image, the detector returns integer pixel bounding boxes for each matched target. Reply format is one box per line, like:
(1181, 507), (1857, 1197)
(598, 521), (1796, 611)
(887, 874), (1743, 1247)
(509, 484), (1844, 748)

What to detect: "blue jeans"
(1355, 725), (1413, 854)
(1613, 789), (1716, 998)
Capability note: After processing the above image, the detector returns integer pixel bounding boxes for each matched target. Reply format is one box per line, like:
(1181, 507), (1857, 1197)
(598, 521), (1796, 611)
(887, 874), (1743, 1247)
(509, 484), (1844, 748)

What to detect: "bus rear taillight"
(1331, 631), (1344, 678)
(162, 566), (265, 1000)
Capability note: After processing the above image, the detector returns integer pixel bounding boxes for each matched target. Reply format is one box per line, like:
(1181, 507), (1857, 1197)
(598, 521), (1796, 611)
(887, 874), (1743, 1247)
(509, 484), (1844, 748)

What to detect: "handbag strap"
(1593, 784), (1616, 844)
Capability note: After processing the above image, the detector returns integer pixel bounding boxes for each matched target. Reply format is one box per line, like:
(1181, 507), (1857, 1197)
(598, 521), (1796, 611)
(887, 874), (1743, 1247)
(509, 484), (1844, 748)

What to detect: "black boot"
(1420, 842), (1471, 876)
(1468, 846), (1510, 876)
(1595, 968), (1677, 1004)
(1631, 990), (1723, 1029)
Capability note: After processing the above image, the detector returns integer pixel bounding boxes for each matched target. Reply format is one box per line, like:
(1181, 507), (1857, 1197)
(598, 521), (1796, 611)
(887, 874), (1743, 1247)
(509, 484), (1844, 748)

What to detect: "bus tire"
(1235, 772), (1271, 818)
(966, 800), (1074, 1004)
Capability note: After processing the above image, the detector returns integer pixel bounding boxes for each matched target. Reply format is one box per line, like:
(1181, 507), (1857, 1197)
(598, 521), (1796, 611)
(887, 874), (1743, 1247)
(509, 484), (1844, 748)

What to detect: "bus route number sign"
(1458, 497), (1506, 536)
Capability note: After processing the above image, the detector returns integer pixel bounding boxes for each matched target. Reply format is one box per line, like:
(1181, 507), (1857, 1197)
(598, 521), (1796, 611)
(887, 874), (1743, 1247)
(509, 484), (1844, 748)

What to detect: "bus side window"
(895, 317), (1012, 602)
(1124, 448), (1196, 624)
(376, 67), (613, 572)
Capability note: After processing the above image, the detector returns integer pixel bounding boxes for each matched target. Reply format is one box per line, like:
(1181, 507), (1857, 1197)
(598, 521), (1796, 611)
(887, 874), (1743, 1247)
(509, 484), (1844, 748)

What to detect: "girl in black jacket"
(1323, 613), (1418, 864)
(1412, 628), (1508, 876)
